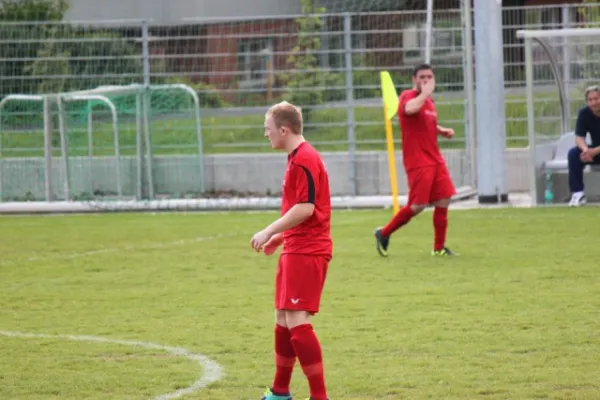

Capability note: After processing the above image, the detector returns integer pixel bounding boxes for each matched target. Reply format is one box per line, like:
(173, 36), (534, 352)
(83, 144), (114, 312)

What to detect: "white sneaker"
(569, 192), (587, 207)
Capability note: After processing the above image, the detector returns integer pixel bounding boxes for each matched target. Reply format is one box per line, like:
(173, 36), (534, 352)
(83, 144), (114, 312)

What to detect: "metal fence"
(0, 3), (599, 203)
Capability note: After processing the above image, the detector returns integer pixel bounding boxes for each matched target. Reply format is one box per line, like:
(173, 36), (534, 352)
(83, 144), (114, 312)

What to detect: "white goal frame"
(0, 84), (204, 210)
(516, 28), (600, 205)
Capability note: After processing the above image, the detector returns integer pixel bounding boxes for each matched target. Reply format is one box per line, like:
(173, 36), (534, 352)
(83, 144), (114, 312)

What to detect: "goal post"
(516, 28), (600, 206)
(0, 83), (205, 207)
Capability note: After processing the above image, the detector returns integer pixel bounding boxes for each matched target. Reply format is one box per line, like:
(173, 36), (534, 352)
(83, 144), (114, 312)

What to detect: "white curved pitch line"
(0, 330), (224, 400)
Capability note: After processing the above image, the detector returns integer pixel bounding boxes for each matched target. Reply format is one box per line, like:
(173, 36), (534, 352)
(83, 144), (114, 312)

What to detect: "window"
(237, 38), (273, 87)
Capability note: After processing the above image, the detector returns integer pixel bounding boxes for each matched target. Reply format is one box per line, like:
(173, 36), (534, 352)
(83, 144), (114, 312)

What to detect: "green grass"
(0, 91), (580, 157)
(1, 207), (599, 399)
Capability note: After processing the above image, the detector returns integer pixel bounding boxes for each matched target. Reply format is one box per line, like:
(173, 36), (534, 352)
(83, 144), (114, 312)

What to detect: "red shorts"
(275, 254), (329, 314)
(407, 164), (456, 206)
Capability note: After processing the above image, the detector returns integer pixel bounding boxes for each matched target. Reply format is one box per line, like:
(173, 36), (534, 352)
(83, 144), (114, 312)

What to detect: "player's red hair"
(266, 101), (303, 135)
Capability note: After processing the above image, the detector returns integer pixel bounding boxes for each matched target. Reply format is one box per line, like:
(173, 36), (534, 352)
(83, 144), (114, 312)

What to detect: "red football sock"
(381, 205), (416, 237)
(290, 324), (327, 400)
(272, 324), (296, 395)
(433, 206), (448, 251)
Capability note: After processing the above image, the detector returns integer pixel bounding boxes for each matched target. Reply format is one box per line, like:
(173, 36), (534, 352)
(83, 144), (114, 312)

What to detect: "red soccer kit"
(276, 142), (332, 314)
(398, 89), (456, 205)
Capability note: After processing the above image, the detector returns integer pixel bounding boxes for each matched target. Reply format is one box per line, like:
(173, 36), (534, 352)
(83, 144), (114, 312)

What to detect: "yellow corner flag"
(381, 71), (399, 121)
(379, 71), (400, 214)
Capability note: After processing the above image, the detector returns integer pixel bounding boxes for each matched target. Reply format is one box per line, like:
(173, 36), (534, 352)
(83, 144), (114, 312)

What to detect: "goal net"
(0, 84), (204, 209)
(517, 27), (600, 206)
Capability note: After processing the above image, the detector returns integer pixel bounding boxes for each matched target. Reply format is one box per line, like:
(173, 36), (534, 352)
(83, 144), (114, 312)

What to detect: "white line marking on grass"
(0, 330), (224, 400)
(0, 234), (236, 266)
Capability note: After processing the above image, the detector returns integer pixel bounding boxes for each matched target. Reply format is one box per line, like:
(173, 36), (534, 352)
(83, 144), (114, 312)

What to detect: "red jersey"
(281, 142), (332, 258)
(398, 89), (446, 171)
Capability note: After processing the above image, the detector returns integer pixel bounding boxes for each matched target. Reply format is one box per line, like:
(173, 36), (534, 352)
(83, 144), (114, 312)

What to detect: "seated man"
(568, 85), (600, 206)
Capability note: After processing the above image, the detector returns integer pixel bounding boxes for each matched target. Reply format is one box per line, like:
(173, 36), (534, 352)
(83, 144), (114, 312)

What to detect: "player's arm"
(250, 162), (316, 251)
(267, 162), (316, 234)
(404, 91), (429, 116)
(575, 111), (589, 152)
(436, 124), (454, 138)
(261, 203), (315, 237)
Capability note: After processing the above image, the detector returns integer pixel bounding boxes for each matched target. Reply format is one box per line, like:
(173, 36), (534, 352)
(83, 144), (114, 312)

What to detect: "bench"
(543, 131), (600, 203)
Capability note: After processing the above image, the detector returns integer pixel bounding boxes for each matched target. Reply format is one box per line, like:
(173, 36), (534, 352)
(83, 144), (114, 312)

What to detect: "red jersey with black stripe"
(281, 142), (332, 258)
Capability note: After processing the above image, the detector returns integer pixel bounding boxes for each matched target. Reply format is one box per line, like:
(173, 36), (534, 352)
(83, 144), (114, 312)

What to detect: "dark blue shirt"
(575, 106), (600, 148)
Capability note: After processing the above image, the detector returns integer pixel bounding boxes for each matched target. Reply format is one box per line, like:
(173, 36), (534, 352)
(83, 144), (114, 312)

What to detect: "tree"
(278, 0), (330, 129)
(0, 0), (68, 21)
(318, 0), (430, 12)
(0, 1), (69, 96)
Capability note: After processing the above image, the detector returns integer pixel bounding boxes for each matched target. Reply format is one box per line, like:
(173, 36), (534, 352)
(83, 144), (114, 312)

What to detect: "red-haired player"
(251, 101), (332, 400)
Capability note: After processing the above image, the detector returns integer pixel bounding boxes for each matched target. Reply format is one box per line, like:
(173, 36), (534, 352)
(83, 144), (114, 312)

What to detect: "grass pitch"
(1, 207), (599, 399)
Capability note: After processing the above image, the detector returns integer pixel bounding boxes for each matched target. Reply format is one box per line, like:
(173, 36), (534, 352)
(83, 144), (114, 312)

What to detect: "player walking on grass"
(251, 101), (332, 400)
(374, 63), (457, 257)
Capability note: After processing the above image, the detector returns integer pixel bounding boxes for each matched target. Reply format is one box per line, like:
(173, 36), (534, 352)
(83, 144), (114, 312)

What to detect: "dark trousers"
(568, 146), (600, 192)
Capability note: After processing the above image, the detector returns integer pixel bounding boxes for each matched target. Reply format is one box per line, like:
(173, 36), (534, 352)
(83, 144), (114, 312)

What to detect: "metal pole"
(142, 20), (151, 88)
(462, 0), (476, 189)
(110, 104), (123, 199)
(43, 96), (53, 201)
(561, 5), (571, 129)
(425, 0), (434, 64)
(343, 13), (357, 195)
(56, 96), (71, 201)
(136, 94), (143, 200)
(87, 103), (94, 196)
(462, 0), (477, 188)
(141, 20), (154, 199)
(524, 38), (538, 206)
(142, 90), (155, 199)
(474, 0), (508, 203)
(87, 106), (93, 157)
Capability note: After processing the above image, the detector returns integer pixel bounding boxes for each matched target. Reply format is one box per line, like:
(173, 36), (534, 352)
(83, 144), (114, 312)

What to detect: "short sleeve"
(288, 161), (317, 204)
(398, 90), (418, 116)
(575, 108), (588, 138)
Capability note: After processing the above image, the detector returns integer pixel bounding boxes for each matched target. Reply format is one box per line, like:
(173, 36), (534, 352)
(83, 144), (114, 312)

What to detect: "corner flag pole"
(379, 71), (400, 214)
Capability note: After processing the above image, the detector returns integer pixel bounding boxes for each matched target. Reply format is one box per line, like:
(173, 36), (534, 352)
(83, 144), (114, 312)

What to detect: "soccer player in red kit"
(374, 63), (457, 257)
(250, 101), (332, 400)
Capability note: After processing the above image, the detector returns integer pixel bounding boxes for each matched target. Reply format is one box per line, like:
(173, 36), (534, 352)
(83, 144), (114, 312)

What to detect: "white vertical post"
(87, 105), (94, 196)
(141, 20), (154, 199)
(524, 38), (538, 206)
(135, 94), (143, 200)
(343, 13), (357, 195)
(462, 0), (476, 189)
(425, 0), (434, 64)
(56, 96), (71, 201)
(87, 107), (93, 157)
(474, 0), (508, 203)
(43, 96), (53, 201)
(561, 5), (571, 129)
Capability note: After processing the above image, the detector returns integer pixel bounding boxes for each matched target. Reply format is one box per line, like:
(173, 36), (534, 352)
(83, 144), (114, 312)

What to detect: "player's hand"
(262, 234), (283, 256)
(421, 78), (435, 97)
(250, 229), (273, 252)
(581, 149), (594, 163)
(442, 128), (455, 139)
